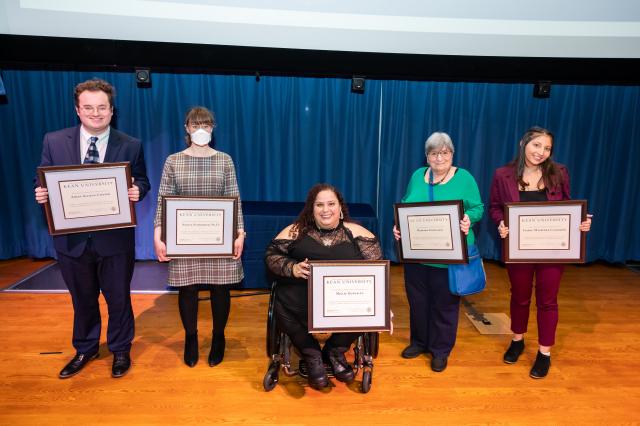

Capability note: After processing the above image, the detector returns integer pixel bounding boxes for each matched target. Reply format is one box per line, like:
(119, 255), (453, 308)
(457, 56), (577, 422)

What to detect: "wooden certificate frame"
(504, 200), (587, 263)
(394, 201), (468, 263)
(162, 196), (238, 258)
(37, 162), (135, 235)
(307, 260), (390, 333)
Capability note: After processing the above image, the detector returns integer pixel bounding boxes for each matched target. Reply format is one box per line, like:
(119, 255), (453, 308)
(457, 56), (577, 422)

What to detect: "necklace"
(428, 167), (451, 186)
(315, 223), (340, 246)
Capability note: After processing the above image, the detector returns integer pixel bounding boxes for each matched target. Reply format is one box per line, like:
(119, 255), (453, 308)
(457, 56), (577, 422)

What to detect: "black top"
(264, 221), (382, 311)
(519, 190), (549, 202)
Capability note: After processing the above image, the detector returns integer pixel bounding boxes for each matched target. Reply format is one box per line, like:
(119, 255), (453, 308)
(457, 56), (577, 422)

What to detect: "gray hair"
(424, 132), (455, 157)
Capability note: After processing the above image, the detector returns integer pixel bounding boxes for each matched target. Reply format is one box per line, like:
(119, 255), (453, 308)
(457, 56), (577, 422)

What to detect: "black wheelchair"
(263, 281), (379, 393)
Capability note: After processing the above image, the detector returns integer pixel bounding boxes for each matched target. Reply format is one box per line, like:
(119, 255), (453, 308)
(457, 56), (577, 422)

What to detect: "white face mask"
(190, 128), (211, 146)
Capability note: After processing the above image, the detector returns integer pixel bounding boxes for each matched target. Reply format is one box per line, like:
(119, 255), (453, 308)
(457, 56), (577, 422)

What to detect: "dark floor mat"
(4, 261), (173, 293)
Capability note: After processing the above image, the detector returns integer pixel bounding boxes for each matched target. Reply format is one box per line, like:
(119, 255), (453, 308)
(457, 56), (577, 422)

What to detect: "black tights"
(178, 285), (231, 336)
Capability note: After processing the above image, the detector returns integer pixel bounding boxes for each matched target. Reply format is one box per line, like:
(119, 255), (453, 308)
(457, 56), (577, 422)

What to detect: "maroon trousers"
(506, 263), (565, 347)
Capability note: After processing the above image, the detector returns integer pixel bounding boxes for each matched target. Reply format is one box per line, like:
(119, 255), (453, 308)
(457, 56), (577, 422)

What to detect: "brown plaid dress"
(154, 151), (244, 286)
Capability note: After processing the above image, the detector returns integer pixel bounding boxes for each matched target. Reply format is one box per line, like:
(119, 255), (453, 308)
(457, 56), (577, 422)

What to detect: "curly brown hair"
(74, 78), (115, 107)
(290, 183), (352, 239)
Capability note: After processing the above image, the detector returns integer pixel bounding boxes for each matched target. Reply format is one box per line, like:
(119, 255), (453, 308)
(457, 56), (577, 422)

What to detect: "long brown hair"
(291, 183), (352, 240)
(512, 126), (562, 190)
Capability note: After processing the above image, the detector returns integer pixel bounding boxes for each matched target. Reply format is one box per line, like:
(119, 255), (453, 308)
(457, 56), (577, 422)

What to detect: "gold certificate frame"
(394, 201), (468, 264)
(162, 196), (238, 258)
(504, 200), (587, 263)
(37, 162), (135, 235)
(307, 260), (390, 333)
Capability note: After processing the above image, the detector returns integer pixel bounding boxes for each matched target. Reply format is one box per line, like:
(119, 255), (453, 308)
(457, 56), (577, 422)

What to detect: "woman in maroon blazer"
(489, 126), (591, 379)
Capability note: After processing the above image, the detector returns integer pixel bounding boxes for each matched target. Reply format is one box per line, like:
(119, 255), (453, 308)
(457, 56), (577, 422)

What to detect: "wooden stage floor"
(0, 260), (639, 425)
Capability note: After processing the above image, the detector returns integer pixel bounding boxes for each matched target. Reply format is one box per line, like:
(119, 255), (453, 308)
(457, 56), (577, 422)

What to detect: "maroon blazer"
(489, 163), (571, 225)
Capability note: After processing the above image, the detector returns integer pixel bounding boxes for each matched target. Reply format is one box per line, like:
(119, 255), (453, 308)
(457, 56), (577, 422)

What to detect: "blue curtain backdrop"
(1, 70), (638, 263)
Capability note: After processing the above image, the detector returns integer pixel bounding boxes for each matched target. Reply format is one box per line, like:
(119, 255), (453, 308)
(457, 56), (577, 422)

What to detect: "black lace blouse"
(265, 221), (383, 281)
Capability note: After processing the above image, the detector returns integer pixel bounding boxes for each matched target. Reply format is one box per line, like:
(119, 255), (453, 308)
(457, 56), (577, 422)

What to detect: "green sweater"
(401, 166), (484, 268)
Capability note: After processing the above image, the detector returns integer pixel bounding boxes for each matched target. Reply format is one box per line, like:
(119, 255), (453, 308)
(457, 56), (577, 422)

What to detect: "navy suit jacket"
(37, 125), (150, 257)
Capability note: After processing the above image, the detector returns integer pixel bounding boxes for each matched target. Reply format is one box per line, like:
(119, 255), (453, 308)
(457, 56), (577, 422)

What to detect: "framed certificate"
(162, 196), (238, 258)
(394, 201), (468, 263)
(307, 260), (390, 333)
(37, 162), (135, 235)
(504, 200), (587, 263)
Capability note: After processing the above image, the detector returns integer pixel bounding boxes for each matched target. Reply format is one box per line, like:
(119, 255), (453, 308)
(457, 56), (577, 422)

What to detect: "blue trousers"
(57, 239), (135, 355)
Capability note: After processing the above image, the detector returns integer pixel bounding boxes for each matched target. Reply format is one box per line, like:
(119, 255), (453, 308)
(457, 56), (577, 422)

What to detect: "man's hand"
(35, 187), (49, 204)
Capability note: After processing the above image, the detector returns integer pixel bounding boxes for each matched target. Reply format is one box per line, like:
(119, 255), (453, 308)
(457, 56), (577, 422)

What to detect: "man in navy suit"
(34, 78), (150, 379)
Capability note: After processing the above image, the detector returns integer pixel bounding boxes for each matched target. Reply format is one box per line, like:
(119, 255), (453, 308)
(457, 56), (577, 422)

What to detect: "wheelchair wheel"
(263, 361), (280, 392)
(361, 369), (372, 393)
(266, 282), (279, 357)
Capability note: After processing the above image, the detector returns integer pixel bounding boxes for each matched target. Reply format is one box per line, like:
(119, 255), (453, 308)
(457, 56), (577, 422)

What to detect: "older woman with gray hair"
(393, 132), (484, 372)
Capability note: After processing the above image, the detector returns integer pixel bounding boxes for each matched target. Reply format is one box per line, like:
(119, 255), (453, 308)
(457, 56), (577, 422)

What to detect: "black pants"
(274, 297), (357, 354)
(403, 263), (460, 358)
(57, 241), (135, 354)
(178, 285), (232, 336)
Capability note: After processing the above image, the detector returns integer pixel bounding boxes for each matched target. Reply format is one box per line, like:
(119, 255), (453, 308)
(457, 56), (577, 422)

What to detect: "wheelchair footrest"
(298, 360), (334, 378)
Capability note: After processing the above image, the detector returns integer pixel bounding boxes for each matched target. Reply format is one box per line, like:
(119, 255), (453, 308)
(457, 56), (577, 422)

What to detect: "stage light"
(135, 68), (151, 87)
(351, 76), (365, 94)
(533, 81), (551, 98)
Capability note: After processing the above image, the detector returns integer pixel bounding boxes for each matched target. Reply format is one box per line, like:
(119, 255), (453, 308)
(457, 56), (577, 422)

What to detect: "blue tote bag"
(448, 244), (486, 296)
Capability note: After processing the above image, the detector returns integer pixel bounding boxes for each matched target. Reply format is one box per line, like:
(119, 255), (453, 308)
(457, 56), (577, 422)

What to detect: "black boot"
(208, 332), (225, 367)
(322, 346), (355, 383)
(184, 333), (198, 367)
(302, 349), (328, 389)
(530, 351), (551, 379)
(503, 339), (525, 364)
(430, 355), (448, 372)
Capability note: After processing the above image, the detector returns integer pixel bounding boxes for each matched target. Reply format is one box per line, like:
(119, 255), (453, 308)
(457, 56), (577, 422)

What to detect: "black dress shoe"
(530, 351), (551, 379)
(184, 333), (199, 367)
(401, 345), (426, 359)
(59, 352), (98, 379)
(503, 339), (525, 364)
(431, 356), (448, 372)
(323, 347), (355, 384)
(112, 352), (131, 378)
(208, 333), (225, 367)
(302, 349), (328, 390)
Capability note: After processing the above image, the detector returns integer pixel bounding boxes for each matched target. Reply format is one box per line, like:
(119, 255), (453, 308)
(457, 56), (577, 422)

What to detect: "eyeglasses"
(79, 105), (111, 114)
(428, 150), (452, 159)
(187, 123), (213, 131)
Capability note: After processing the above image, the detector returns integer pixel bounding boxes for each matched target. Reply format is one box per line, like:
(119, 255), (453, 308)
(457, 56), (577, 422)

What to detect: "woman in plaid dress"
(153, 106), (245, 368)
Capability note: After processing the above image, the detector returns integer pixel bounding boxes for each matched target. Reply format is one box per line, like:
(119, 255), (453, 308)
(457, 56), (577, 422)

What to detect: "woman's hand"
(153, 226), (171, 262)
(292, 258), (310, 279)
(393, 225), (401, 241)
(498, 220), (509, 239)
(580, 214), (593, 232)
(233, 231), (245, 260)
(459, 214), (471, 235)
(154, 239), (171, 262)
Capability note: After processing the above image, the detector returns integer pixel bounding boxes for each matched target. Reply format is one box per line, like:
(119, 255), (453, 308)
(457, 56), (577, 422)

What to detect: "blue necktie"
(83, 136), (100, 164)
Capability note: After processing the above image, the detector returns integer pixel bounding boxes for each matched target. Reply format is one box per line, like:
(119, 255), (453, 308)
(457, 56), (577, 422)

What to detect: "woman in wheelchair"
(264, 183), (383, 389)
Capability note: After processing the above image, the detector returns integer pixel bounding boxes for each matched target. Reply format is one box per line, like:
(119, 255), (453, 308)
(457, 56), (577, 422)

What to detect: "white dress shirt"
(80, 126), (110, 163)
